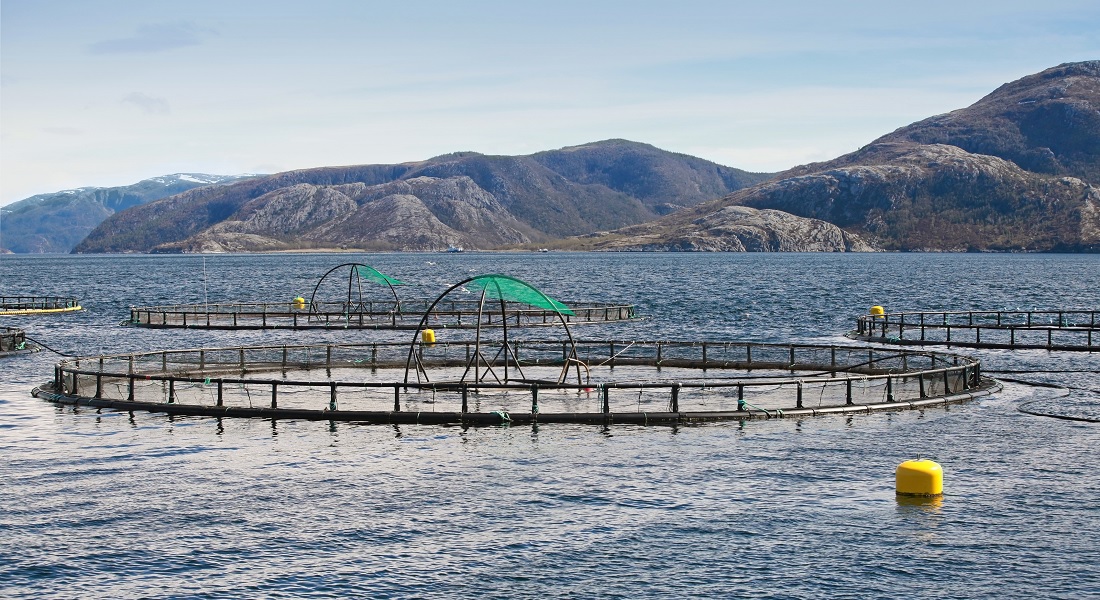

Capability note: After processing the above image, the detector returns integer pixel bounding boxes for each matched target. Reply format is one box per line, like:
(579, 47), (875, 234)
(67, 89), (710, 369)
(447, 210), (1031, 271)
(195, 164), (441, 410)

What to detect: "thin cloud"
(41, 127), (84, 135)
(88, 21), (214, 54)
(121, 92), (170, 115)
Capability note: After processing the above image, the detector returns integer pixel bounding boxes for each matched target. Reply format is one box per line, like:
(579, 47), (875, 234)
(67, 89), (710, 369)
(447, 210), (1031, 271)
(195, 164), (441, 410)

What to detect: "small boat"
(446, 245), (464, 253)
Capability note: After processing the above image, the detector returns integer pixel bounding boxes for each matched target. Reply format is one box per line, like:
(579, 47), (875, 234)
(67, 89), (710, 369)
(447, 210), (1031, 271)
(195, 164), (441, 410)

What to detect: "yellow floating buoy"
(870, 305), (886, 318)
(292, 296), (306, 310)
(421, 329), (436, 345)
(896, 459), (943, 497)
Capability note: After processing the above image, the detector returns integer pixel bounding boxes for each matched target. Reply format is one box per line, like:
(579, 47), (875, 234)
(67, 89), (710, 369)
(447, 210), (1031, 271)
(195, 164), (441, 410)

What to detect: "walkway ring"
(851, 309), (1099, 351)
(35, 340), (998, 426)
(0, 296), (82, 316)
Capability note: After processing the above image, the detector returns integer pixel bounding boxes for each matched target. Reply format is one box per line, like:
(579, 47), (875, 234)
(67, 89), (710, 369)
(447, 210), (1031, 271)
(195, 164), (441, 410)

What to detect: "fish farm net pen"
(35, 340), (999, 426)
(851, 309), (1100, 351)
(0, 295), (82, 315)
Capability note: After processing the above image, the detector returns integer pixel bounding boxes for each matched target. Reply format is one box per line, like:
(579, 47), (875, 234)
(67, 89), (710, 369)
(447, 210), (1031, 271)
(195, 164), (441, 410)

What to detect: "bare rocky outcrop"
(759, 61), (1100, 251)
(727, 142), (1100, 251)
(574, 206), (872, 252)
(152, 176), (536, 252)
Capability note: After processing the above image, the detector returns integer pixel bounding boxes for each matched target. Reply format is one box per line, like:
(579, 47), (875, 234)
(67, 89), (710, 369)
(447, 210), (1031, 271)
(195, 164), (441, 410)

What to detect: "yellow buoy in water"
(292, 296), (306, 310)
(896, 459), (943, 497)
(870, 305), (886, 318)
(421, 329), (436, 345)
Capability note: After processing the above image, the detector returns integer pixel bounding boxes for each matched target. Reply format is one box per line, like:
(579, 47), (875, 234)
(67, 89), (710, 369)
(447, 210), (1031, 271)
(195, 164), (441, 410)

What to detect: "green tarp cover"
(468, 275), (574, 315)
(355, 265), (405, 286)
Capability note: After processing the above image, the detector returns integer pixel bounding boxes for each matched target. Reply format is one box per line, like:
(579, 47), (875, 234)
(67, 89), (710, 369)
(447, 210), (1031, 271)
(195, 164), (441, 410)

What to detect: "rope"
(994, 376), (1100, 423)
(988, 369), (1100, 375)
(23, 336), (74, 357)
(741, 400), (779, 418)
(1017, 400), (1100, 423)
(994, 375), (1100, 395)
(592, 342), (636, 367)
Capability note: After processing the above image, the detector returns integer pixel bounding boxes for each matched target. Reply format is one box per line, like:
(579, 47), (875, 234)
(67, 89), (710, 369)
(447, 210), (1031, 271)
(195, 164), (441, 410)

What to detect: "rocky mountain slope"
(574, 61), (1099, 252)
(0, 174), (255, 253)
(74, 140), (773, 253)
(564, 205), (873, 252)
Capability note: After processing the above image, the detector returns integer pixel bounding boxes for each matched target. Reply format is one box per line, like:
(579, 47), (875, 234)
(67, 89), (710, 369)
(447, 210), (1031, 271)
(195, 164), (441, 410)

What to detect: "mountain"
(710, 62), (1100, 252)
(74, 140), (774, 253)
(556, 206), (874, 252)
(0, 174), (257, 253)
(570, 61), (1100, 252)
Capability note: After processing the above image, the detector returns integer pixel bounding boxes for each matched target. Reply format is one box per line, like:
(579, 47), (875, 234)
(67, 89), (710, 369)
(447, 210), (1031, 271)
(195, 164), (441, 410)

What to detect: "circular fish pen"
(851, 309), (1099, 351)
(1, 326), (38, 356)
(126, 264), (637, 329)
(0, 295), (82, 315)
(33, 340), (998, 425)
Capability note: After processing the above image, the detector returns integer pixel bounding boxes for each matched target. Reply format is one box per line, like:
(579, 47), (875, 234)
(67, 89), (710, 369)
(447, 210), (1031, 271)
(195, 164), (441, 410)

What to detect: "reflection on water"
(895, 494), (944, 509)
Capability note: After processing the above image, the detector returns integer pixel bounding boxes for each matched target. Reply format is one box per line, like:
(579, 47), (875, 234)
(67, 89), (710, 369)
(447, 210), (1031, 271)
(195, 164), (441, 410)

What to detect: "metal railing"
(40, 340), (995, 424)
(0, 296), (81, 314)
(127, 300), (637, 329)
(853, 310), (1099, 351)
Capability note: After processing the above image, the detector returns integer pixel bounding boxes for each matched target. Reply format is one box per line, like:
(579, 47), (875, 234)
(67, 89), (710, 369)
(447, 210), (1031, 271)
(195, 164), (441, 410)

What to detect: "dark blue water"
(1, 252), (1098, 598)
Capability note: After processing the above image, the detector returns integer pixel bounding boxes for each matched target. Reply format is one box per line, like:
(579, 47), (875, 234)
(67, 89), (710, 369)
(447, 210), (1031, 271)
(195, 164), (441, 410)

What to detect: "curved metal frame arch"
(402, 274), (584, 387)
(307, 263), (402, 318)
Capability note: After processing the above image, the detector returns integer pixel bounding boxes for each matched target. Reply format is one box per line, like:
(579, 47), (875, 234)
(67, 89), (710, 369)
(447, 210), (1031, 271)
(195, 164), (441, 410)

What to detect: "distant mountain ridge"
(16, 62), (1098, 255)
(569, 61), (1100, 252)
(74, 140), (775, 253)
(1, 174), (257, 253)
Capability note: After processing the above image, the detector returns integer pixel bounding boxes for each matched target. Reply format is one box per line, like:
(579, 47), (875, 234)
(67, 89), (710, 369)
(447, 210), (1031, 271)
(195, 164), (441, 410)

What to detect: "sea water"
(1, 252), (1098, 598)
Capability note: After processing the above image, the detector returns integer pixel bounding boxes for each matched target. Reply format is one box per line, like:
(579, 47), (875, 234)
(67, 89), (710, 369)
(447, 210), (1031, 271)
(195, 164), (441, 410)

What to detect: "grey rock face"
(577, 205), (873, 252)
(152, 176), (535, 252)
(77, 140), (771, 253)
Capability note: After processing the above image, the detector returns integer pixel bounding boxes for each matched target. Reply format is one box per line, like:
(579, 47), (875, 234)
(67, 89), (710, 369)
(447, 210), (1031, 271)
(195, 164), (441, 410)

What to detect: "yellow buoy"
(421, 329), (436, 345)
(870, 305), (886, 318)
(292, 297), (306, 310)
(896, 459), (943, 497)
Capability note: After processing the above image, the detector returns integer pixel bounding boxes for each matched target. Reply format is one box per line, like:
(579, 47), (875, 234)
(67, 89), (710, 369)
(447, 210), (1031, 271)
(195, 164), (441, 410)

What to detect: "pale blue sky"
(2, 0), (1098, 205)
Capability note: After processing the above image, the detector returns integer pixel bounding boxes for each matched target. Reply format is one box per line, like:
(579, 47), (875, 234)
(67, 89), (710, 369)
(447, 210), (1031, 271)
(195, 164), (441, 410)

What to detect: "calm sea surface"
(1, 252), (1098, 598)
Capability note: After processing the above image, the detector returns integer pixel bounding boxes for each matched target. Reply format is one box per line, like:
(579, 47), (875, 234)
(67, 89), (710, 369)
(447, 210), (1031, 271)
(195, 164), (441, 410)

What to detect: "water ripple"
(1, 253), (1098, 598)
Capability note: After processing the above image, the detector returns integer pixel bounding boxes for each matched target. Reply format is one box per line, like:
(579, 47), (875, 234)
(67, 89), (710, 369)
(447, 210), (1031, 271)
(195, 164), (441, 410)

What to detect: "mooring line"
(592, 342), (636, 367)
(23, 336), (74, 357)
(991, 374), (1100, 423)
(988, 369), (1100, 374)
(1017, 400), (1100, 423)
(993, 375), (1100, 395)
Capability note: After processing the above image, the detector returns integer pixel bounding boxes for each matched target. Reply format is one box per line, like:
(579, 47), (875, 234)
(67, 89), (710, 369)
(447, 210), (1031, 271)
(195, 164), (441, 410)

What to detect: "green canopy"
(355, 265), (405, 287)
(468, 275), (574, 315)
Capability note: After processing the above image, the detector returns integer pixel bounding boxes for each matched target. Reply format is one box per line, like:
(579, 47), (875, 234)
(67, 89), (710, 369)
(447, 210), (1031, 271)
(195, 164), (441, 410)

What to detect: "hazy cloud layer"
(121, 92), (170, 115)
(3, 1), (1097, 205)
(41, 127), (84, 135)
(88, 21), (213, 54)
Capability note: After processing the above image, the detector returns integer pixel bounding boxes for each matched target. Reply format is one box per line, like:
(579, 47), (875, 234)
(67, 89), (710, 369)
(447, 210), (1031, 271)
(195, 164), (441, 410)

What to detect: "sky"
(1, 0), (1098, 206)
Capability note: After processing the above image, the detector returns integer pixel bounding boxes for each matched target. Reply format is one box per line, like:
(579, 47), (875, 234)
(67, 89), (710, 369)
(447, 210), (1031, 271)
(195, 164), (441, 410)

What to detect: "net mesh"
(467, 275), (574, 315)
(355, 265), (405, 286)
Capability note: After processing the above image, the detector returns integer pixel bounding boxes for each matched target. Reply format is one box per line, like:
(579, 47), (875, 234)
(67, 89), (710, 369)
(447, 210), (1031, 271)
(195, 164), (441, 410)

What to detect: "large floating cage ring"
(850, 309), (1099, 351)
(1, 327), (39, 357)
(0, 296), (82, 316)
(124, 265), (637, 330)
(33, 340), (1000, 426)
